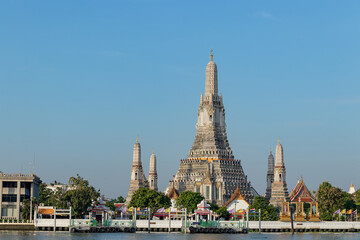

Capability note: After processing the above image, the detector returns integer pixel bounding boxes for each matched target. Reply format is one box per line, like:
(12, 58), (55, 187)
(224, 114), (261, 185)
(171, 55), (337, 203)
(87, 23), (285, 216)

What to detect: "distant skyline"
(0, 1), (359, 198)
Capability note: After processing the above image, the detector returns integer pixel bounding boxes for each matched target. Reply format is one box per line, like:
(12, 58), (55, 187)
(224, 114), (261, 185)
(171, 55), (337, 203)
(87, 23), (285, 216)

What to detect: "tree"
(316, 181), (355, 221)
(116, 196), (125, 203)
(248, 196), (279, 221)
(354, 189), (360, 207)
(129, 188), (171, 214)
(176, 191), (204, 213)
(65, 174), (100, 218)
(209, 202), (219, 212)
(105, 196), (125, 211)
(216, 207), (230, 220)
(21, 197), (37, 220)
(39, 183), (53, 206)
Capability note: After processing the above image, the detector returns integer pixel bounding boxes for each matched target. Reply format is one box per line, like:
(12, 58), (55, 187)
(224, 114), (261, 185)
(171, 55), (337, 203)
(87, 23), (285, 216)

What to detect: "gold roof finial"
(153, 148), (155, 154)
(210, 49), (213, 61)
(136, 136), (139, 143)
(278, 137), (280, 144)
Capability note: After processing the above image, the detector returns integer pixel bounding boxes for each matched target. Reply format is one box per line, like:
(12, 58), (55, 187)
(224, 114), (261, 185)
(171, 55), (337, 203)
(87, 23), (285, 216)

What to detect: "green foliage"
(354, 189), (360, 209)
(105, 196), (124, 211)
(129, 188), (171, 213)
(316, 181), (356, 221)
(116, 196), (125, 203)
(248, 196), (279, 221)
(216, 207), (230, 220)
(39, 183), (53, 206)
(208, 202), (219, 212)
(65, 174), (100, 218)
(176, 191), (204, 213)
(21, 197), (37, 220)
(38, 174), (100, 218)
(106, 201), (116, 211)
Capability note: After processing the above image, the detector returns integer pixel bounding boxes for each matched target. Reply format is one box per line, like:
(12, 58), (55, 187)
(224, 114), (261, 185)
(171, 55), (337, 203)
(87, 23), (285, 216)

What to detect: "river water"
(0, 232), (359, 240)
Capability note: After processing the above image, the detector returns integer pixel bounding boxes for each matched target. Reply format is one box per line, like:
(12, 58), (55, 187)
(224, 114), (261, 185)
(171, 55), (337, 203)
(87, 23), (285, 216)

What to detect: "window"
(151, 180), (154, 187)
(20, 194), (30, 202)
(206, 186), (210, 199)
(135, 172), (138, 180)
(20, 182), (31, 188)
(3, 182), (17, 188)
(2, 194), (17, 202)
(216, 187), (219, 200)
(1, 206), (16, 217)
(196, 187), (200, 193)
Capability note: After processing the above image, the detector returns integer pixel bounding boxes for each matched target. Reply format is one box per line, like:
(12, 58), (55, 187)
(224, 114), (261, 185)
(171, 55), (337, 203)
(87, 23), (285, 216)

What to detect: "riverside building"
(165, 51), (258, 205)
(0, 172), (41, 219)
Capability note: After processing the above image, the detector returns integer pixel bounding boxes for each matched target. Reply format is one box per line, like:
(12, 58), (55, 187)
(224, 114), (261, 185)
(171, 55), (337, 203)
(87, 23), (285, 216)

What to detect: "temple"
(265, 150), (274, 201)
(285, 177), (320, 221)
(269, 139), (289, 207)
(148, 150), (158, 191)
(125, 138), (149, 204)
(165, 50), (257, 205)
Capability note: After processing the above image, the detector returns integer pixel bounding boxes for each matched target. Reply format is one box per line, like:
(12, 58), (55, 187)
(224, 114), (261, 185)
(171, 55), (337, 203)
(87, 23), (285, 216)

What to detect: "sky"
(0, 0), (359, 199)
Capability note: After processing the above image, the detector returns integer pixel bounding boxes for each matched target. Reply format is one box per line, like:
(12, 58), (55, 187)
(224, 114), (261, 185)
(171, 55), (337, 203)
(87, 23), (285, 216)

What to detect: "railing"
(248, 221), (360, 229)
(0, 219), (34, 224)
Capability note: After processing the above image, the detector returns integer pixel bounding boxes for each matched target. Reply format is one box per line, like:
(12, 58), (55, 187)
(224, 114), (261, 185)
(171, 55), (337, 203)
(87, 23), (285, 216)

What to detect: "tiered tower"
(265, 150), (274, 201)
(125, 138), (148, 204)
(269, 139), (289, 207)
(166, 50), (257, 205)
(148, 150), (158, 191)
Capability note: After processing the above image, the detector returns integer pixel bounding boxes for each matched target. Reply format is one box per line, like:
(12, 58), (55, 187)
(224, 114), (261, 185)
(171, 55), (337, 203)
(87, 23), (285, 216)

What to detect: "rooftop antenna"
(33, 152), (36, 174)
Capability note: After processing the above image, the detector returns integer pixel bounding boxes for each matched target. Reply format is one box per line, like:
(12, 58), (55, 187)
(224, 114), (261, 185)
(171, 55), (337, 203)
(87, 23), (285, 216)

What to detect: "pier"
(32, 218), (360, 233)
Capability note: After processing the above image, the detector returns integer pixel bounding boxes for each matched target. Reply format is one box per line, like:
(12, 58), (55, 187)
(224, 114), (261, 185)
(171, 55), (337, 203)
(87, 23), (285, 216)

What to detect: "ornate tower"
(269, 139), (289, 207)
(166, 51), (257, 205)
(148, 150), (158, 191)
(265, 150), (274, 201)
(125, 138), (148, 204)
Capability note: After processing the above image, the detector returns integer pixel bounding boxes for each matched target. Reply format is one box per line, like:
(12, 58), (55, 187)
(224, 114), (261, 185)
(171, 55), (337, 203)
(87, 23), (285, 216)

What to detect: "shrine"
(280, 177), (320, 222)
(224, 186), (249, 219)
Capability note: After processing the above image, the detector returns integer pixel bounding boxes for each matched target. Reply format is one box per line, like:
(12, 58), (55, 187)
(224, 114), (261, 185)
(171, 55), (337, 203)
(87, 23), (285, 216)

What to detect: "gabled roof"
(224, 186), (249, 207)
(167, 184), (179, 199)
(289, 177), (316, 202)
(197, 199), (210, 209)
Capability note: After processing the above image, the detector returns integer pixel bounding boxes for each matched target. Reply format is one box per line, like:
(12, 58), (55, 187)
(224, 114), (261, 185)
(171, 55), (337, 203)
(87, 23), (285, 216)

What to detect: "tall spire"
(270, 138), (289, 207)
(148, 149), (158, 191)
(265, 150), (274, 200)
(275, 138), (284, 167)
(133, 138), (141, 165)
(205, 49), (218, 96)
(126, 138), (148, 204)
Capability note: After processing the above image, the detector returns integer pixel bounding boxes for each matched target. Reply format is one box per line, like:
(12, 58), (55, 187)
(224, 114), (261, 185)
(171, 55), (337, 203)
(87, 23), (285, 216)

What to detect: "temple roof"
(167, 183), (179, 199)
(224, 186), (249, 207)
(289, 177), (316, 202)
(197, 199), (210, 209)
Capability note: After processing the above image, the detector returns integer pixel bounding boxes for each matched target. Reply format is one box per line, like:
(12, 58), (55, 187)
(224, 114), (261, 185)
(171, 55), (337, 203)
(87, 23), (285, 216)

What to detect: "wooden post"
(69, 207), (72, 232)
(185, 208), (187, 233)
(168, 209), (171, 232)
(259, 209), (261, 233)
(54, 207), (56, 232)
(148, 207), (151, 233)
(246, 209), (249, 231)
(290, 206), (294, 235)
(30, 198), (33, 222)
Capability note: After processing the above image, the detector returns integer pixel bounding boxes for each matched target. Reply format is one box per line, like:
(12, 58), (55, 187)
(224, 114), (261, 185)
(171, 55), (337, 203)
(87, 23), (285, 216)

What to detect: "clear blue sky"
(0, 1), (359, 198)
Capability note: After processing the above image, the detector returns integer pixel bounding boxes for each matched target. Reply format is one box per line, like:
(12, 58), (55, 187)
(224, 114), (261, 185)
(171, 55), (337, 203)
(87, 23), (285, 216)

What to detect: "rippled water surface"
(0, 231), (360, 240)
